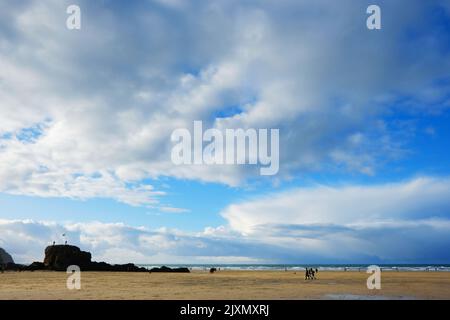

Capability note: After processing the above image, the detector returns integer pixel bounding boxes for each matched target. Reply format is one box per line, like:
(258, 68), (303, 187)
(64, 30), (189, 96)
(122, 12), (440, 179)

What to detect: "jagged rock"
(88, 261), (148, 272)
(44, 245), (92, 271)
(6, 261), (47, 271)
(0, 248), (14, 265)
(27, 261), (46, 271)
(149, 265), (190, 273)
(4, 262), (27, 271)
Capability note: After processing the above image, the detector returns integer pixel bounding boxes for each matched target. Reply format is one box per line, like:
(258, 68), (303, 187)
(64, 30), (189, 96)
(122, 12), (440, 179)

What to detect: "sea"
(137, 264), (450, 272)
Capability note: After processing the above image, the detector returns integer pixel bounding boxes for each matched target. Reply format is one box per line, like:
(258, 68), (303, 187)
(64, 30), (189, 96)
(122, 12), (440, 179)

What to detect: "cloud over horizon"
(1, 177), (450, 264)
(221, 176), (450, 234)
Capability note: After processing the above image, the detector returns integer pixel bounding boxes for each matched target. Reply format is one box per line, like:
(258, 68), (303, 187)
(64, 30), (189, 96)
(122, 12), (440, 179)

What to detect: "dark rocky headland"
(0, 247), (14, 265)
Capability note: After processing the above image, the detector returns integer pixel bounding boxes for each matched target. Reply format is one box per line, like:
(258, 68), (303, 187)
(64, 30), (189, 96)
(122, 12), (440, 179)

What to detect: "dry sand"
(1, 270), (449, 300)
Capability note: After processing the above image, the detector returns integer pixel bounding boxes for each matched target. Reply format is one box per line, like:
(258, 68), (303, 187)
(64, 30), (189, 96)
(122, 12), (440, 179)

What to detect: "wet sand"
(1, 271), (449, 300)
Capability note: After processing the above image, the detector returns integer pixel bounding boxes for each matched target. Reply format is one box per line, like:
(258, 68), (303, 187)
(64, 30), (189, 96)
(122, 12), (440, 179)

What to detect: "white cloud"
(158, 206), (190, 214)
(1, 1), (449, 264)
(0, 0), (449, 204)
(218, 176), (450, 262)
(221, 176), (450, 234)
(2, 176), (450, 264)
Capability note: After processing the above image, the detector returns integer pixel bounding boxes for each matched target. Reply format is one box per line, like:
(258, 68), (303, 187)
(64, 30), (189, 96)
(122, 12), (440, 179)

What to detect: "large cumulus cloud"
(0, 0), (449, 205)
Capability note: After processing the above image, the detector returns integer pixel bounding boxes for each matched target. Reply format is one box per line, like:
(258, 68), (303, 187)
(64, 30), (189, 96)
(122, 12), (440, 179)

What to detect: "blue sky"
(1, 0), (450, 264)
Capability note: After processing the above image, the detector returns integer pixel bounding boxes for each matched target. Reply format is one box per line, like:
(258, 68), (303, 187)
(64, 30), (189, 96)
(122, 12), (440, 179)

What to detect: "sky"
(1, 0), (450, 264)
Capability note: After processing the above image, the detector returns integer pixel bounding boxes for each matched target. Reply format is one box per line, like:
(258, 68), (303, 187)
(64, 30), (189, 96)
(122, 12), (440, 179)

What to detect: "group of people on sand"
(305, 267), (318, 280)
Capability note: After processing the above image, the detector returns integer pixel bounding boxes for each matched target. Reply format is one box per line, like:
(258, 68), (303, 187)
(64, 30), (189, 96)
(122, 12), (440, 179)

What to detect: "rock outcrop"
(0, 248), (14, 265)
(27, 261), (46, 271)
(149, 266), (190, 273)
(88, 262), (149, 272)
(41, 245), (152, 272)
(3, 245), (190, 273)
(44, 245), (92, 271)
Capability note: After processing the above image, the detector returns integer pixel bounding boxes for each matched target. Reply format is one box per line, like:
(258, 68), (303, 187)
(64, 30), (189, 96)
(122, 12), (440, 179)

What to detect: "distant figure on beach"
(65, 240), (67, 245)
(305, 268), (311, 280)
(210, 267), (217, 274)
(304, 268), (318, 280)
(52, 241), (55, 246)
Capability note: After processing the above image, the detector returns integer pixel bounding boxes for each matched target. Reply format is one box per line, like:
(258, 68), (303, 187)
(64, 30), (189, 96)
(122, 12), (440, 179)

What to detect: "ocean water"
(137, 264), (450, 272)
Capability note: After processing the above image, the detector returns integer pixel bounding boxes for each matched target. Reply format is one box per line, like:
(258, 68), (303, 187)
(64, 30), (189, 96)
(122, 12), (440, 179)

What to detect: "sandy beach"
(1, 270), (449, 300)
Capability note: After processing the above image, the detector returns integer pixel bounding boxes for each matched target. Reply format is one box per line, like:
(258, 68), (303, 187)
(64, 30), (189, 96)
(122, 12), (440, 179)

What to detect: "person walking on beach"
(305, 268), (314, 280)
(304, 268), (318, 280)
